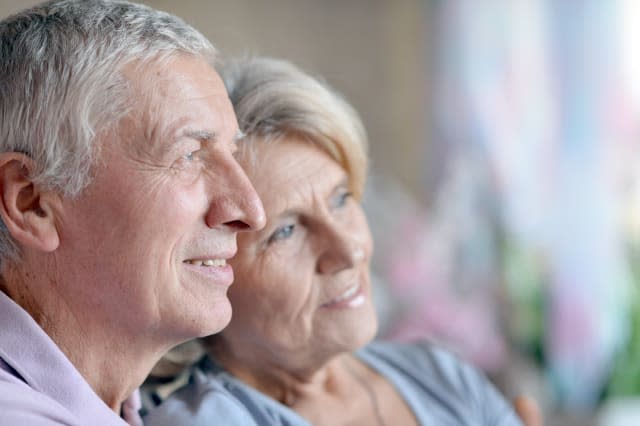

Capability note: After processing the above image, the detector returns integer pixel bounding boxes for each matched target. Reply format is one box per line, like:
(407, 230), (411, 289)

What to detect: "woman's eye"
(268, 224), (295, 244)
(334, 190), (353, 208)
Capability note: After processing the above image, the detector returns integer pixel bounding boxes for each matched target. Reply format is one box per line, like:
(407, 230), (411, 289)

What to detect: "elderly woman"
(144, 57), (530, 426)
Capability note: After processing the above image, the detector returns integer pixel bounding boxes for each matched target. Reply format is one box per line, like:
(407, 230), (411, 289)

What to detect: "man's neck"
(3, 266), (163, 414)
(49, 320), (160, 412)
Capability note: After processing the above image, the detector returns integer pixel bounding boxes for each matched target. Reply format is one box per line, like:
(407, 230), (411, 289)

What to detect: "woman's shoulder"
(143, 368), (258, 426)
(144, 359), (312, 426)
(360, 340), (523, 425)
(362, 339), (467, 373)
(362, 339), (498, 395)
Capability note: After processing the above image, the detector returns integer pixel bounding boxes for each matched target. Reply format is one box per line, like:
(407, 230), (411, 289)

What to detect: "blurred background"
(2, 1), (640, 424)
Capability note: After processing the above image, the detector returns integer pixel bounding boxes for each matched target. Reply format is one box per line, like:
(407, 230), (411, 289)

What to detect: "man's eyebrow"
(183, 129), (217, 142)
(233, 130), (246, 143)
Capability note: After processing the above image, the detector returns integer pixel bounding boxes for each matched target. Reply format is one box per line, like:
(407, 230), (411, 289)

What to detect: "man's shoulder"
(0, 370), (78, 425)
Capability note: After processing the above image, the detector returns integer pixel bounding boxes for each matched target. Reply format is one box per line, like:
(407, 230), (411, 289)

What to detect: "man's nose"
(204, 159), (266, 232)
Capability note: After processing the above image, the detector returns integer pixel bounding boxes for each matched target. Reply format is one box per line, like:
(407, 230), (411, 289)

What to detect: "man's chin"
(196, 298), (233, 338)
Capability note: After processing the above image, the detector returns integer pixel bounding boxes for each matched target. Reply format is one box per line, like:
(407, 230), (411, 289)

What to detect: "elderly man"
(0, 0), (265, 424)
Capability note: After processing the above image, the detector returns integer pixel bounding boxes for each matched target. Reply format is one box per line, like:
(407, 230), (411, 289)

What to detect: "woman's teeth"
(184, 259), (226, 267)
(333, 284), (359, 302)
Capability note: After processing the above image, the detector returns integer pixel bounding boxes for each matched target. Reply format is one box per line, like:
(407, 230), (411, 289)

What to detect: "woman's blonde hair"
(222, 56), (369, 199)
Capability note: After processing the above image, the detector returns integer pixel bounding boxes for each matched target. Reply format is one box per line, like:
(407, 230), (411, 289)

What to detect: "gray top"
(145, 340), (523, 426)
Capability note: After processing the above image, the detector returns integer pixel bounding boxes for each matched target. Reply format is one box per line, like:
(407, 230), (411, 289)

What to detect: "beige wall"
(0, 1), (39, 14)
(0, 0), (430, 201)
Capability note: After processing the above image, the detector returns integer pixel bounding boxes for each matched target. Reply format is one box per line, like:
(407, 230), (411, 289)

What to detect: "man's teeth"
(334, 284), (359, 302)
(185, 259), (226, 267)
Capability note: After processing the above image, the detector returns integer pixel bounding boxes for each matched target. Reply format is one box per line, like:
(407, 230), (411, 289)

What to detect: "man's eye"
(184, 151), (196, 161)
(267, 224), (295, 244)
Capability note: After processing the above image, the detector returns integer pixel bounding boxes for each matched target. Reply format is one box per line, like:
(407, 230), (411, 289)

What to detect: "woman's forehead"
(241, 140), (347, 212)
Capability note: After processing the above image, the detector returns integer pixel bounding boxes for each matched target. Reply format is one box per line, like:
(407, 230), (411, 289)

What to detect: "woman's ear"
(0, 153), (60, 253)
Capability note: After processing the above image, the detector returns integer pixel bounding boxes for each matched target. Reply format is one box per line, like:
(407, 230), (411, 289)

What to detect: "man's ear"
(0, 153), (60, 253)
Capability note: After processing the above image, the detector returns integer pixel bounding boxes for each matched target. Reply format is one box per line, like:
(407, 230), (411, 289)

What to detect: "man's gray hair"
(0, 0), (217, 263)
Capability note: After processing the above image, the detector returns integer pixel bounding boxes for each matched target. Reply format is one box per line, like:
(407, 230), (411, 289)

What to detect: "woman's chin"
(333, 305), (379, 352)
(358, 311), (379, 347)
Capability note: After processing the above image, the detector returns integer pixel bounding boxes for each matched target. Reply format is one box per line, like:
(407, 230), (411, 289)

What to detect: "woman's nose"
(316, 226), (364, 275)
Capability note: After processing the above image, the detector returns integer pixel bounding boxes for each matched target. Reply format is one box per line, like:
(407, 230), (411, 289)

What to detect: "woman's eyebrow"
(333, 177), (350, 192)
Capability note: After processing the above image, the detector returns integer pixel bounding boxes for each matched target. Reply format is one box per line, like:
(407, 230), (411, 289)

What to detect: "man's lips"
(182, 253), (235, 286)
(182, 248), (237, 267)
(183, 258), (228, 267)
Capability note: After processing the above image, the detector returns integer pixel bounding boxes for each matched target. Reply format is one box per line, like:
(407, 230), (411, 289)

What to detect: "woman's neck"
(212, 341), (410, 426)
(210, 339), (348, 405)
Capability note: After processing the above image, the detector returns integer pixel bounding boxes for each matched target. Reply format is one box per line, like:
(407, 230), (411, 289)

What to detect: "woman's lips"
(321, 282), (365, 309)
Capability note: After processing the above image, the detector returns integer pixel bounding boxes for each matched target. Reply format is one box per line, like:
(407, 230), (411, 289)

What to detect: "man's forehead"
(123, 56), (229, 111)
(116, 56), (242, 154)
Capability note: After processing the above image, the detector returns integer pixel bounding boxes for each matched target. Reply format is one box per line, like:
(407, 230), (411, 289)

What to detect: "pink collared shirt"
(0, 291), (142, 425)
